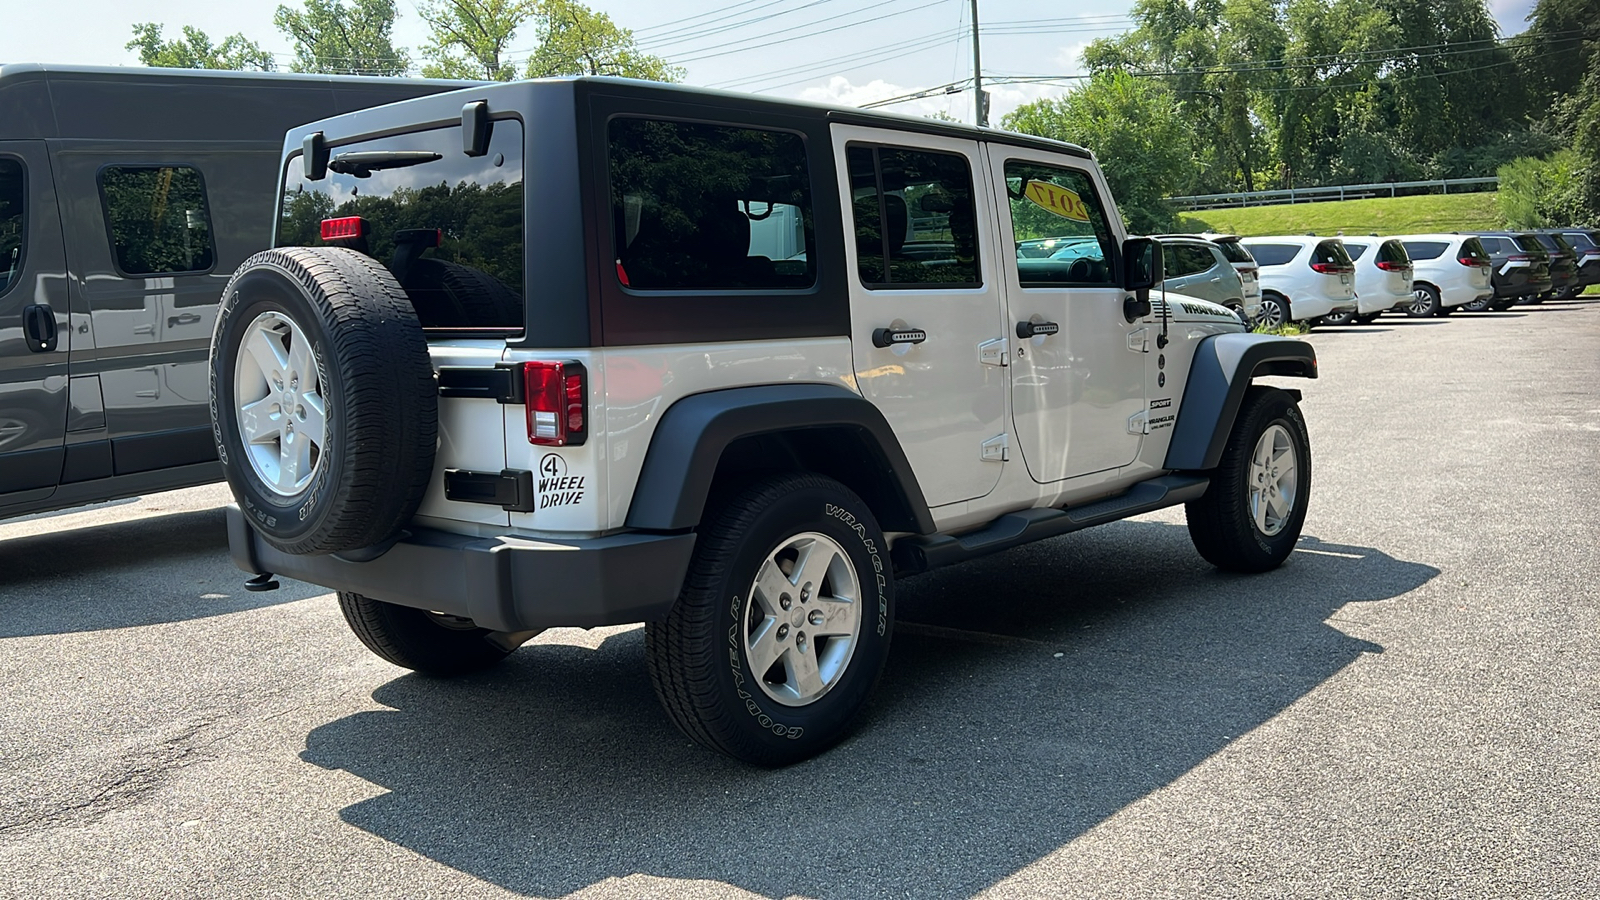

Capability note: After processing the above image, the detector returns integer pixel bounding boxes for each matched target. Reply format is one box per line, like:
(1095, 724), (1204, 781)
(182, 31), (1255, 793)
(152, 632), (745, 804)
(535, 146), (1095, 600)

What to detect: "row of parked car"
(1089, 228), (1600, 328)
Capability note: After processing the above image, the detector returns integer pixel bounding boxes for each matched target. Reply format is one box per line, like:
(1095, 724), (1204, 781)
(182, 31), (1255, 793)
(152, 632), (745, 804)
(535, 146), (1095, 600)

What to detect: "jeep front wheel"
(1185, 386), (1311, 572)
(645, 473), (894, 766)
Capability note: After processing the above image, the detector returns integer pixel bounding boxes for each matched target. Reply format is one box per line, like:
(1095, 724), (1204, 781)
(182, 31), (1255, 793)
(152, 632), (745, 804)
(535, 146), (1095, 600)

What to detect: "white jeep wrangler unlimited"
(211, 78), (1317, 766)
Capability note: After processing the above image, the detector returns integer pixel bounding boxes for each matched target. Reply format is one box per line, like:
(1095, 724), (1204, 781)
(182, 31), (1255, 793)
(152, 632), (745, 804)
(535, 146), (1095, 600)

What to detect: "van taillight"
(523, 361), (586, 446)
(1457, 256), (1479, 266)
(1375, 260), (1408, 271)
(1309, 262), (1352, 274)
(320, 216), (366, 241)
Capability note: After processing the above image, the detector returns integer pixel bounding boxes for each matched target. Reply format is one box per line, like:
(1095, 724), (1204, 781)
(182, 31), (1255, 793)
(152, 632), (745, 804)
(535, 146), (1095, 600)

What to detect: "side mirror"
(1122, 236), (1161, 320)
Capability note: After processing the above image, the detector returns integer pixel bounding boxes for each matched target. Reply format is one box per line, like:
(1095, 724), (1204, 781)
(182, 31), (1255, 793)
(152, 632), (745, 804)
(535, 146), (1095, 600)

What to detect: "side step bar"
(891, 474), (1211, 575)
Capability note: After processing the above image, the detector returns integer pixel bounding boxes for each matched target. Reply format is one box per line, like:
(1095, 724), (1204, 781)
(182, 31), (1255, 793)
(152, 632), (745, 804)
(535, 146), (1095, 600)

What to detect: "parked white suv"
(1323, 237), (1414, 325)
(1238, 236), (1357, 327)
(211, 79), (1318, 766)
(1392, 234), (1494, 316)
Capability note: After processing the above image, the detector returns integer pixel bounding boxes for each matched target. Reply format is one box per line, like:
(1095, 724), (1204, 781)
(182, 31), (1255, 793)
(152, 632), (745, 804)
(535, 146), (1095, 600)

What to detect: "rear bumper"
(226, 504), (696, 632)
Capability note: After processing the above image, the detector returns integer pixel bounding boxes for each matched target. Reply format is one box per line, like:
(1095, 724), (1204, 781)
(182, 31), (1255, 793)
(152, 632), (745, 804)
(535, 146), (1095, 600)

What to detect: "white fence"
(1168, 177), (1499, 211)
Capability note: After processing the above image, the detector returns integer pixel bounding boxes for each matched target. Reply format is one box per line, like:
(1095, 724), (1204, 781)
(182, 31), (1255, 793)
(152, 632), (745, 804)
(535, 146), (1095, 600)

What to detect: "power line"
(636, 0), (847, 50)
(668, 0), (953, 64)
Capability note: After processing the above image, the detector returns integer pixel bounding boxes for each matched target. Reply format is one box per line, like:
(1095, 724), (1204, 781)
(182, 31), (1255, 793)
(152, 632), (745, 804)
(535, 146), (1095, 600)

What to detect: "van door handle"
(167, 313), (202, 328)
(23, 304), (58, 352)
(872, 326), (928, 348)
(1016, 320), (1060, 339)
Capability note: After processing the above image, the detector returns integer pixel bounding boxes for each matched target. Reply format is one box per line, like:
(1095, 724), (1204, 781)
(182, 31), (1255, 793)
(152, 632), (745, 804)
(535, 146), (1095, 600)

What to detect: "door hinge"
(981, 433), (1010, 462)
(1128, 410), (1150, 435)
(1127, 328), (1150, 353)
(978, 337), (1008, 367)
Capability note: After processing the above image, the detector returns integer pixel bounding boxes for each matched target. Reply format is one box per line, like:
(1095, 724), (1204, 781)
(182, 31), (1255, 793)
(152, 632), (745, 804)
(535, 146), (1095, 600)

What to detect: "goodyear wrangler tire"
(1185, 386), (1312, 573)
(210, 247), (437, 556)
(644, 473), (894, 766)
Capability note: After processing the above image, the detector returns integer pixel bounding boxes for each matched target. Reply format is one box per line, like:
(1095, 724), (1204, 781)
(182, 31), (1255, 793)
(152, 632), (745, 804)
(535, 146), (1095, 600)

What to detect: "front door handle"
(1016, 320), (1060, 339)
(167, 312), (203, 328)
(872, 326), (928, 348)
(23, 304), (58, 353)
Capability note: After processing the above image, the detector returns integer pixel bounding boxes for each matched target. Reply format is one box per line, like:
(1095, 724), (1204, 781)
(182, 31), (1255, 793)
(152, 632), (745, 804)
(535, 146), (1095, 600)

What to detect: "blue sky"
(0, 0), (1540, 124)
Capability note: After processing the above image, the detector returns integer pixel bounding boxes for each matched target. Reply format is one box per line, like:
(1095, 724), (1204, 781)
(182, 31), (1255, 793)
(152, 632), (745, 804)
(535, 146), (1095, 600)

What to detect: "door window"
(1002, 161), (1115, 287)
(847, 144), (981, 288)
(99, 166), (215, 276)
(610, 118), (813, 292)
(1165, 244), (1214, 278)
(0, 158), (21, 296)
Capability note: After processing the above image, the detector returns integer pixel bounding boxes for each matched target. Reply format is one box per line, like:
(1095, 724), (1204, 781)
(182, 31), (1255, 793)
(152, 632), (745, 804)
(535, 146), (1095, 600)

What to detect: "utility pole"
(971, 0), (987, 126)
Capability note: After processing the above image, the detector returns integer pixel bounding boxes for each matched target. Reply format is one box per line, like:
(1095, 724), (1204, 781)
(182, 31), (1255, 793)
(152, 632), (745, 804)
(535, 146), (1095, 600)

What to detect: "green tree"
(126, 23), (275, 71)
(523, 0), (682, 80)
(1001, 71), (1194, 232)
(273, 0), (410, 76)
(417, 0), (538, 81)
(1498, 151), (1590, 227)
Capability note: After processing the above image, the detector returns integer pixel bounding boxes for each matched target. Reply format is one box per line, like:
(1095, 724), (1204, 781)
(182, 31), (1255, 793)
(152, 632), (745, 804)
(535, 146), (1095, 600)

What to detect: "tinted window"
(1547, 233), (1576, 254)
(280, 122), (525, 329)
(100, 166), (215, 276)
(1313, 240), (1352, 266)
(1562, 231), (1596, 251)
(610, 119), (813, 292)
(1213, 238), (1254, 264)
(1002, 161), (1115, 287)
(1531, 233), (1560, 252)
(1164, 244), (1214, 277)
(848, 145), (981, 288)
(1460, 238), (1488, 262)
(1476, 237), (1505, 254)
(1378, 240), (1409, 264)
(1245, 243), (1300, 266)
(0, 158), (21, 295)
(1402, 241), (1448, 260)
(1344, 242), (1369, 260)
(1515, 234), (1547, 256)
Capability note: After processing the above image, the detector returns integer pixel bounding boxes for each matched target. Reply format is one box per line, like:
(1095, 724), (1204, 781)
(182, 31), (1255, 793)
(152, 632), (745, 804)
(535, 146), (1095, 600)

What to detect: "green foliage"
(1181, 191), (1502, 236)
(417, 0), (537, 81)
(273, 0), (409, 76)
(1001, 71), (1192, 233)
(1251, 320), (1310, 336)
(524, 0), (683, 81)
(126, 23), (275, 71)
(100, 167), (215, 275)
(1497, 151), (1591, 228)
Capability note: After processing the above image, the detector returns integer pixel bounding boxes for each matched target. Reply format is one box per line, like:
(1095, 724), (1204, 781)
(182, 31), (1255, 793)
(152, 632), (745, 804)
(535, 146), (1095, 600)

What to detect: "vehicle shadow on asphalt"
(0, 507), (319, 637)
(300, 520), (1438, 899)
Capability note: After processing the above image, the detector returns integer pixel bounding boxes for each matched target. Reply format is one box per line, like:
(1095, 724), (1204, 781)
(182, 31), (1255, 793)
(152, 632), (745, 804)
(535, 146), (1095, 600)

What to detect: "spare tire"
(401, 257), (521, 328)
(209, 247), (437, 556)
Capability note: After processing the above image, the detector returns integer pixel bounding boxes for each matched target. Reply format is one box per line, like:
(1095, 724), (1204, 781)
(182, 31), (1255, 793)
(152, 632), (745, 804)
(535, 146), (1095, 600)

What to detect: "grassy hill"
(1178, 191), (1502, 237)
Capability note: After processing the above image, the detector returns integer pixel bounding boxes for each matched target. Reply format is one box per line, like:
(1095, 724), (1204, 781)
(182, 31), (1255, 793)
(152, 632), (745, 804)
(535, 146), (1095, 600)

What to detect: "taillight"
(522, 361), (587, 446)
(1375, 260), (1408, 271)
(320, 216), (366, 241)
(1457, 256), (1480, 266)
(1309, 263), (1353, 274)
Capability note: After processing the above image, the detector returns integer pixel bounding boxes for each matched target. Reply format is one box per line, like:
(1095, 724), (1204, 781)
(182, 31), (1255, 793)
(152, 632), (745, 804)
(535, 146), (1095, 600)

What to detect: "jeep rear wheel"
(1185, 386), (1311, 572)
(645, 473), (894, 766)
(210, 247), (436, 556)
(338, 592), (513, 676)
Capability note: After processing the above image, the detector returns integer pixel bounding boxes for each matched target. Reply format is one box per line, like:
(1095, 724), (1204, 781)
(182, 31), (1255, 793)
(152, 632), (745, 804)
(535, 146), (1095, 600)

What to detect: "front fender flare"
(1164, 333), (1317, 471)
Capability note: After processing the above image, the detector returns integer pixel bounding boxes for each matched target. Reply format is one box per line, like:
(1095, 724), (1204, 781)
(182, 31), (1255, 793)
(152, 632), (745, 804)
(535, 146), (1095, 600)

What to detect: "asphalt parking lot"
(2, 298), (1597, 899)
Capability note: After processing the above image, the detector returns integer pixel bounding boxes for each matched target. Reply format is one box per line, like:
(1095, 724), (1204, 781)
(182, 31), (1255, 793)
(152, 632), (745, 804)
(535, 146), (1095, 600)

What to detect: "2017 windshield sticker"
(1023, 181), (1092, 222)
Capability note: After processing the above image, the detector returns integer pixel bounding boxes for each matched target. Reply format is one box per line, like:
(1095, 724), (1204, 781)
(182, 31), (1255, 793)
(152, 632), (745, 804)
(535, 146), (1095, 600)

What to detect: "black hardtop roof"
(285, 75), (1094, 161)
(0, 63), (470, 142)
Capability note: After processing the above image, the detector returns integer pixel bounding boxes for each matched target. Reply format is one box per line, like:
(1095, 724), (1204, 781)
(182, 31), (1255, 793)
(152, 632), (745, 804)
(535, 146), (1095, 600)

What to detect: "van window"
(278, 122), (525, 329)
(1459, 238), (1489, 263)
(99, 166), (215, 276)
(1343, 242), (1369, 261)
(1245, 243), (1299, 266)
(1213, 239), (1254, 265)
(1312, 240), (1353, 266)
(0, 159), (21, 295)
(1403, 241), (1448, 261)
(849, 144), (983, 289)
(1377, 240), (1410, 264)
(609, 118), (814, 291)
(1002, 160), (1114, 288)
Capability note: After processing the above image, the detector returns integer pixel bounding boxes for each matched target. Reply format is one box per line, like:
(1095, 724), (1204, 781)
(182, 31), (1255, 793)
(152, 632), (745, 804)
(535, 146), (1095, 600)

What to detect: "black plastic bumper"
(225, 504), (696, 632)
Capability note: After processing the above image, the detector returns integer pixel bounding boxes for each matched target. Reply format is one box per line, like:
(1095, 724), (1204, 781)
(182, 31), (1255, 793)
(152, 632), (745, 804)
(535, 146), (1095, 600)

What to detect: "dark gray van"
(0, 65), (459, 520)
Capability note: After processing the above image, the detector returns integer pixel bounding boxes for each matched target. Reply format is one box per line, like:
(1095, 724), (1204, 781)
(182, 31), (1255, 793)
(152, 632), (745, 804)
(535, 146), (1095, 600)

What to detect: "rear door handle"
(1016, 320), (1060, 339)
(872, 326), (928, 348)
(167, 313), (202, 328)
(23, 304), (57, 353)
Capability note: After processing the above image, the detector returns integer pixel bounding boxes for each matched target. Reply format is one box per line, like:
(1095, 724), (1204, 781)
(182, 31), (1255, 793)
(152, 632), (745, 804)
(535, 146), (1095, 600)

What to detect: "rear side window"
(1164, 244), (1214, 277)
(1403, 241), (1448, 260)
(0, 158), (21, 295)
(850, 144), (983, 288)
(1312, 240), (1352, 266)
(279, 122), (525, 329)
(100, 166), (215, 276)
(1459, 238), (1488, 262)
(1477, 237), (1506, 255)
(610, 118), (814, 291)
(1515, 234), (1547, 255)
(1344, 242), (1369, 261)
(1213, 239), (1254, 264)
(1246, 243), (1299, 266)
(1563, 231), (1597, 251)
(1377, 240), (1409, 264)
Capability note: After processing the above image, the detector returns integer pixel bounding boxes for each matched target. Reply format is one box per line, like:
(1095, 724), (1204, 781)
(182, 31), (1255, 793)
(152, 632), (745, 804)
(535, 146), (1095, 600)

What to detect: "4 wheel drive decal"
(536, 453), (586, 510)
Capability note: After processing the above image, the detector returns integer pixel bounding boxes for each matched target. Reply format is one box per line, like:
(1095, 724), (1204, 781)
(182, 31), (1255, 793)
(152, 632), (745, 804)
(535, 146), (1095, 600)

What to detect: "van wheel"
(1186, 387), (1312, 573)
(645, 473), (894, 766)
(1406, 285), (1441, 317)
(1320, 309), (1356, 326)
(1462, 296), (1494, 312)
(338, 592), (513, 675)
(210, 247), (437, 556)
(1257, 294), (1288, 329)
